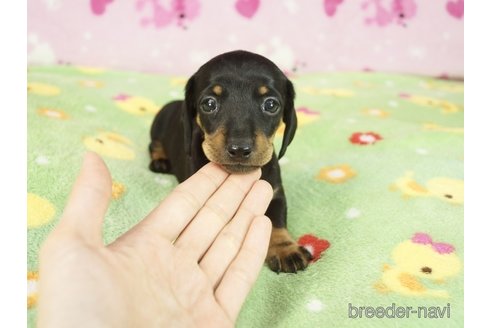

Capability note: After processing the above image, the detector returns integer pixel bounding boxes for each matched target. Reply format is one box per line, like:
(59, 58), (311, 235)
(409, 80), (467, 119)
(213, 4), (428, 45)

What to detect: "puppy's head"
(183, 50), (297, 174)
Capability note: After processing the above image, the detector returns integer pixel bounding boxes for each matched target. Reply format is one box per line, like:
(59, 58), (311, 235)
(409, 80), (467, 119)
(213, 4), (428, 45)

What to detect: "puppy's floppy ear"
(278, 79), (297, 159)
(182, 75), (196, 156)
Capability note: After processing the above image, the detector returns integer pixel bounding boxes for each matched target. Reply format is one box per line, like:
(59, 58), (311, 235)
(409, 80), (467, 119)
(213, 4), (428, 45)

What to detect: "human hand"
(38, 152), (273, 328)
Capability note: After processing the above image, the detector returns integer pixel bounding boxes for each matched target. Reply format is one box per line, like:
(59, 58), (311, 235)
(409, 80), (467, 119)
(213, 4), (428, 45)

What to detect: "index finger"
(138, 162), (230, 241)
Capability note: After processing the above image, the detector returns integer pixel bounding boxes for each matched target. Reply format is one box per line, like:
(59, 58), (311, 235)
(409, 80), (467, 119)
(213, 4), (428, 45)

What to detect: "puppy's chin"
(219, 163), (261, 174)
(202, 149), (272, 174)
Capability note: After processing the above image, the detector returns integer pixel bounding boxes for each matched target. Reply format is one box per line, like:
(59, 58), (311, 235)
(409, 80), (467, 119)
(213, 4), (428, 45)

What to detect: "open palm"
(38, 153), (273, 328)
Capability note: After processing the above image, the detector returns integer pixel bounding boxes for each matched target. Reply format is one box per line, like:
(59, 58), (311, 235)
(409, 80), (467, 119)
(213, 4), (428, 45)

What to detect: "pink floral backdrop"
(28, 0), (464, 76)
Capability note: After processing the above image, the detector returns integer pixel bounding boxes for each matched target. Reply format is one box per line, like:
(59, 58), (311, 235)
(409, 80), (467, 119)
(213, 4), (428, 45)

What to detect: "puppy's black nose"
(227, 144), (252, 159)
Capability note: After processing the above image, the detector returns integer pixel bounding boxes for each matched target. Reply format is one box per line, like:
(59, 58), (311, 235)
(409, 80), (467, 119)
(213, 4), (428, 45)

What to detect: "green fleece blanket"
(27, 65), (464, 327)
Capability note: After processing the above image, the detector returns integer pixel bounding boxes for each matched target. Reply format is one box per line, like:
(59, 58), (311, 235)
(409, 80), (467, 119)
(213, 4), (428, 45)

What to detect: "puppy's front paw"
(267, 243), (313, 273)
(266, 228), (313, 273)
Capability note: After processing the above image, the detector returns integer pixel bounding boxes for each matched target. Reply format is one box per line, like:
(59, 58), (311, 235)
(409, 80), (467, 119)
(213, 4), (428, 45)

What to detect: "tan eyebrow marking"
(259, 86), (269, 95)
(212, 85), (223, 96)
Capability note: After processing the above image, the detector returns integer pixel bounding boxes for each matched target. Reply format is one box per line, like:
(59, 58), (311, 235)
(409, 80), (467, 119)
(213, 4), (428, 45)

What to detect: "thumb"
(58, 152), (112, 245)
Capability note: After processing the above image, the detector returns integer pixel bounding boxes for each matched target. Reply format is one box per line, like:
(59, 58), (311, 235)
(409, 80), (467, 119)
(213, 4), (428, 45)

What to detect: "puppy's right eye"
(262, 98), (280, 114)
(200, 97), (218, 113)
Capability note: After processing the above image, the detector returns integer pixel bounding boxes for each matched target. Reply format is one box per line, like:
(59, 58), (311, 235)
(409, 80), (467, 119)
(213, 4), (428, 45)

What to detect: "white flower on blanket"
(27, 272), (39, 309)
(37, 108), (69, 120)
(317, 164), (357, 184)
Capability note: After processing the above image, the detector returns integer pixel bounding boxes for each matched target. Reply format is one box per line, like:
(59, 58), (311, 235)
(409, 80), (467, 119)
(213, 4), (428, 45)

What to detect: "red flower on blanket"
(349, 132), (382, 145)
(298, 234), (330, 262)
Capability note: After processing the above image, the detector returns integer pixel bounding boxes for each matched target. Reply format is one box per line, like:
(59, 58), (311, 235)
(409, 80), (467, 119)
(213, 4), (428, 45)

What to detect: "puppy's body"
(149, 50), (312, 273)
(150, 100), (208, 181)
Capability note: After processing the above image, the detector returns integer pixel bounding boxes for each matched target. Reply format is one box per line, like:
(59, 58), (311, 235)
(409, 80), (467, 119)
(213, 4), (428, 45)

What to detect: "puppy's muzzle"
(220, 139), (259, 174)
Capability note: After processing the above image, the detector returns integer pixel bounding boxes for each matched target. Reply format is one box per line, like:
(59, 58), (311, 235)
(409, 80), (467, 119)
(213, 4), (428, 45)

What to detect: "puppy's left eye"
(262, 98), (280, 114)
(200, 97), (218, 113)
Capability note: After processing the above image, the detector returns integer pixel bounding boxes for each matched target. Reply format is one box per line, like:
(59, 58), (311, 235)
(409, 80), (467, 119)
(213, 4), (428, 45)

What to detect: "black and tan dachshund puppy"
(149, 50), (312, 273)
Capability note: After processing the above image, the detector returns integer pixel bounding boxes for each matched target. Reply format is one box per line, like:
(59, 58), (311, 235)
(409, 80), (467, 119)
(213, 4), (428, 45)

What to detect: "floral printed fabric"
(27, 65), (463, 327)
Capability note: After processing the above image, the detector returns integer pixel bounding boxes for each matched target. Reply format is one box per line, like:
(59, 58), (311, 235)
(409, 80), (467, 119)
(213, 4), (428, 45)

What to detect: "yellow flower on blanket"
(76, 66), (106, 74)
(419, 81), (463, 93)
(317, 164), (356, 184)
(374, 233), (461, 298)
(300, 86), (354, 97)
(170, 77), (187, 86)
(276, 107), (320, 136)
(113, 94), (160, 115)
(362, 108), (389, 118)
(79, 80), (105, 88)
(422, 122), (463, 134)
(84, 131), (135, 160)
(27, 271), (38, 308)
(390, 171), (464, 205)
(399, 93), (461, 114)
(111, 181), (126, 199)
(27, 82), (61, 96)
(27, 193), (56, 228)
(37, 108), (70, 120)
(352, 80), (376, 89)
